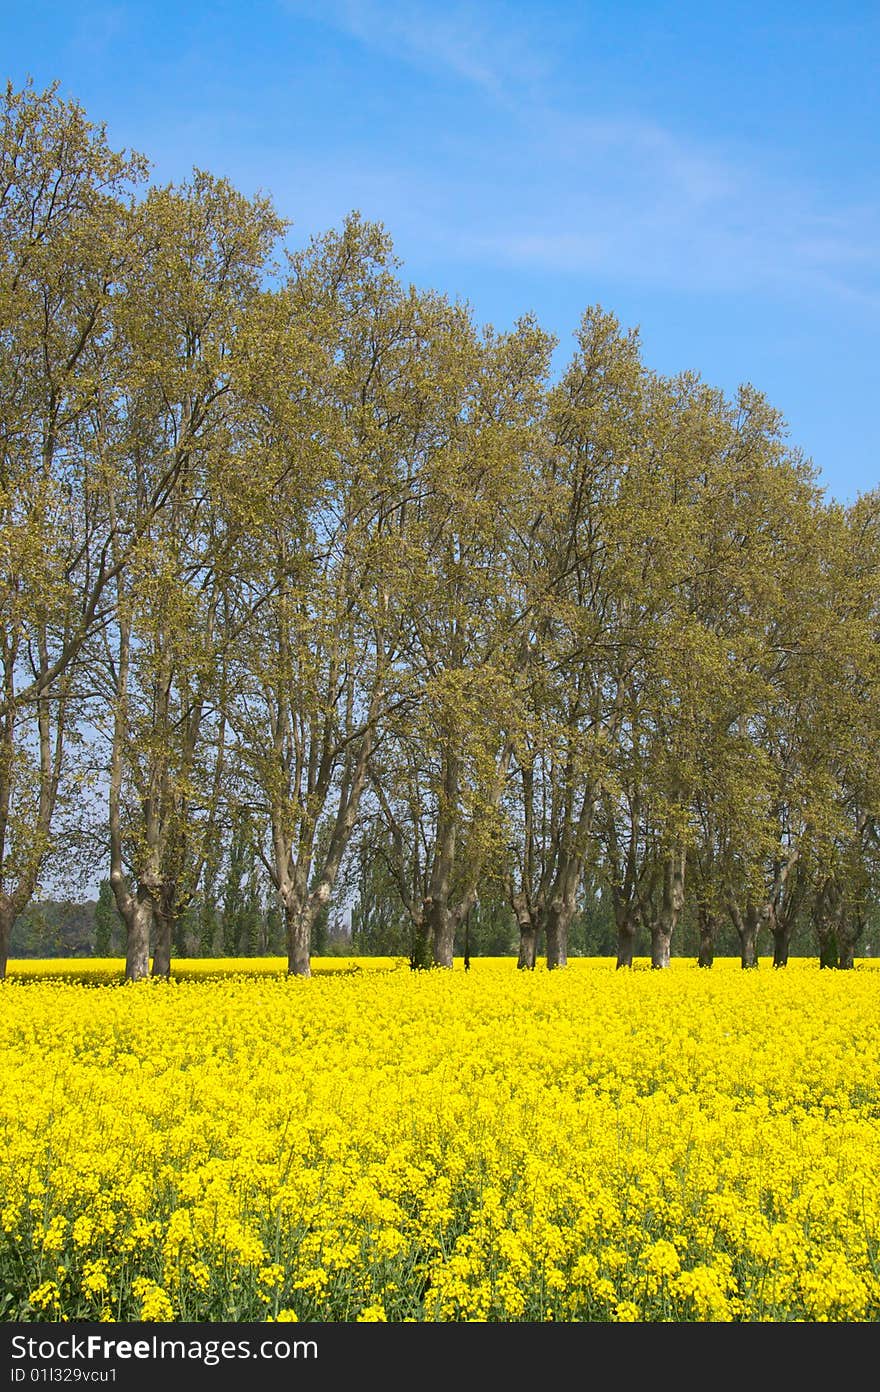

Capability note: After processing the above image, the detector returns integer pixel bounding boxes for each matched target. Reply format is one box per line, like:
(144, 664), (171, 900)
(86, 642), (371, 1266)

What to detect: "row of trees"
(24, 871), (844, 961)
(2, 79), (878, 982)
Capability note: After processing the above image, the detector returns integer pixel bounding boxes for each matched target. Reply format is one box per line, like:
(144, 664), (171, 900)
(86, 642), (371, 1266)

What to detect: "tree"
(592, 373), (822, 969)
(101, 170), (284, 981)
(228, 218), (492, 975)
(369, 314), (552, 968)
(0, 79), (147, 978)
(505, 307), (644, 969)
(803, 492), (880, 968)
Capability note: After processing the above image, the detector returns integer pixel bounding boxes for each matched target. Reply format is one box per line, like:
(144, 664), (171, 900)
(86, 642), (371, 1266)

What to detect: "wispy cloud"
(280, 0), (880, 308)
(284, 0), (553, 97)
(468, 110), (880, 306)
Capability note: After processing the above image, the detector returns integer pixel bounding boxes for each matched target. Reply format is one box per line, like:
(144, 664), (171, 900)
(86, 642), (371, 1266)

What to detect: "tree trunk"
(285, 900), (313, 977)
(697, 908), (715, 968)
(772, 920), (793, 968)
(814, 880), (842, 969)
(817, 926), (839, 969)
(0, 901), (13, 981)
(423, 752), (458, 970)
(124, 891), (154, 983)
(728, 900), (765, 969)
(517, 922), (538, 970)
(431, 906), (456, 969)
(423, 881), (474, 969)
(410, 916), (432, 971)
(151, 887), (174, 979)
(650, 923), (672, 969)
(510, 890), (537, 969)
(650, 850), (685, 969)
(543, 899), (571, 969)
(739, 905), (763, 969)
(837, 909), (862, 970)
(615, 913), (638, 970)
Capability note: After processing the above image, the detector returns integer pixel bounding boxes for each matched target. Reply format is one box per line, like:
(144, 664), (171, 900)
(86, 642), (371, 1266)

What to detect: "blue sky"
(3, 0), (878, 502)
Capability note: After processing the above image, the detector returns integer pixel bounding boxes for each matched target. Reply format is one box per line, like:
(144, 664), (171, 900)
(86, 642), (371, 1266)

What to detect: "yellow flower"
(357, 1303), (388, 1322)
(3, 958), (879, 1323)
(71, 1215), (95, 1249)
(614, 1300), (641, 1322)
(81, 1260), (110, 1296)
(29, 1282), (62, 1313)
(42, 1215), (68, 1254)
(642, 1239), (681, 1285)
(132, 1278), (174, 1322)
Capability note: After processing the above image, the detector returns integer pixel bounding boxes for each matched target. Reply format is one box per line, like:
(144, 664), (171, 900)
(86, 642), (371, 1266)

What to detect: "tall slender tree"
(0, 80), (147, 978)
(101, 171), (283, 980)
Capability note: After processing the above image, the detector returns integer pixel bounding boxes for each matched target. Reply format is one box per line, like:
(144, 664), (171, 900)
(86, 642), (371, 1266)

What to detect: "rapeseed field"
(2, 958), (879, 1323)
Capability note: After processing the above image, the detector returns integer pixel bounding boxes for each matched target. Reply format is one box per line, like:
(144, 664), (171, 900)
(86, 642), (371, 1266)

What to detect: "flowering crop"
(2, 958), (879, 1322)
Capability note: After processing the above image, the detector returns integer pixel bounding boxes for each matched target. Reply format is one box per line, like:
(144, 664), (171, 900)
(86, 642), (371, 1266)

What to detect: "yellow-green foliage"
(2, 959), (879, 1322)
